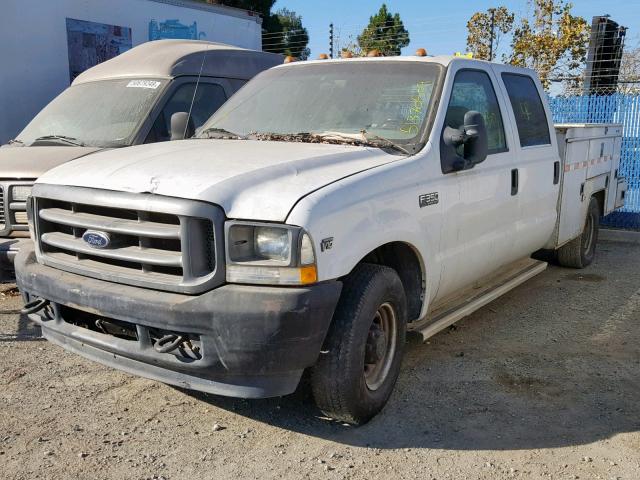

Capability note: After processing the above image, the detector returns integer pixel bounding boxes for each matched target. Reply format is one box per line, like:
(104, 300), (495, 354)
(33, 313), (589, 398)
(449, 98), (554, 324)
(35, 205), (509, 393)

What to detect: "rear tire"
(310, 263), (407, 425)
(557, 196), (600, 268)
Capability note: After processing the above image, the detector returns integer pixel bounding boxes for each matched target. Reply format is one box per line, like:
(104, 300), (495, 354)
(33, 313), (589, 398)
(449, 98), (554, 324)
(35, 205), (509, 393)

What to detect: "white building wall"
(0, 0), (262, 144)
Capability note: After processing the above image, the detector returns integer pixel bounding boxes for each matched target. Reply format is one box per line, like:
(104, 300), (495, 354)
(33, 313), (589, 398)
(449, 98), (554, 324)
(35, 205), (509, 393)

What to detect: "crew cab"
(0, 39), (280, 268)
(16, 55), (626, 424)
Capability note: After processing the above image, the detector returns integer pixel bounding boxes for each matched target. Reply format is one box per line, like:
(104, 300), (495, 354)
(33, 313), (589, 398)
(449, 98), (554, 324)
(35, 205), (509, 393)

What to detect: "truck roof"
(273, 54), (538, 78)
(72, 40), (283, 85)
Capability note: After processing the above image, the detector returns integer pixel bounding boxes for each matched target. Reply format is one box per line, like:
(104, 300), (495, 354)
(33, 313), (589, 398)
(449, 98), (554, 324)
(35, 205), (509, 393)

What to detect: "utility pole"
(488, 8), (495, 62)
(329, 23), (334, 58)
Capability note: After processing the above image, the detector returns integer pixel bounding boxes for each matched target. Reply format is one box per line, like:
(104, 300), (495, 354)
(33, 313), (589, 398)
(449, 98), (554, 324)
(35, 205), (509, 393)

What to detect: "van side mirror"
(440, 110), (489, 173)
(170, 112), (195, 141)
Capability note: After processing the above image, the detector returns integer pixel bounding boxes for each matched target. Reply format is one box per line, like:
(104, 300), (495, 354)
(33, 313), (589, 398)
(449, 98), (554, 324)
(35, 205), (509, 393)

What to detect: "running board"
(418, 259), (547, 341)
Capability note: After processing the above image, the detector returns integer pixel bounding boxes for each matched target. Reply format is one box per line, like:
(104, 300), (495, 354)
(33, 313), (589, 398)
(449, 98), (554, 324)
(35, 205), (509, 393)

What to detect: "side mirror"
(440, 110), (489, 173)
(170, 112), (195, 141)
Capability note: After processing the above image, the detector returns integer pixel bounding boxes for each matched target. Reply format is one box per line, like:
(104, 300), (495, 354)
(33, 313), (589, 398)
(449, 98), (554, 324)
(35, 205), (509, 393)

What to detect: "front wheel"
(557, 196), (600, 268)
(310, 263), (407, 425)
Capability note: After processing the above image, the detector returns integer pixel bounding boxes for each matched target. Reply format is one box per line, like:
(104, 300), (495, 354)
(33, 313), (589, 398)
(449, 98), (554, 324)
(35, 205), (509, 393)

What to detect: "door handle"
(553, 161), (560, 184)
(511, 168), (519, 196)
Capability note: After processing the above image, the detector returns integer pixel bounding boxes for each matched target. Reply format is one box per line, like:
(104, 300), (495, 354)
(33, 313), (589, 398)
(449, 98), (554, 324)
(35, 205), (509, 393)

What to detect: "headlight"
(12, 185), (32, 202)
(226, 222), (316, 285)
(255, 227), (291, 261)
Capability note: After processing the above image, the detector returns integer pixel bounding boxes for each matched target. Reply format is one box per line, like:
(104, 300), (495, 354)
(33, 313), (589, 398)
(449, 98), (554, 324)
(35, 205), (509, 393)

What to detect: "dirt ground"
(1, 234), (639, 480)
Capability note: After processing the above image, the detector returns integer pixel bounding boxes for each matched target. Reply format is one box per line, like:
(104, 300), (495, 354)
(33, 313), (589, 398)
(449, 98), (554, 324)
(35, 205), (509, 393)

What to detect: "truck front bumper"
(15, 245), (342, 398)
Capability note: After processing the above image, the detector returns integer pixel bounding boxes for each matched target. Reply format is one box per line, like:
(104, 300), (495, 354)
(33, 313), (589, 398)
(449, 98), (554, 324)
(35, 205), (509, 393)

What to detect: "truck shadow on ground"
(185, 252), (640, 451)
(0, 313), (43, 342)
(186, 325), (640, 451)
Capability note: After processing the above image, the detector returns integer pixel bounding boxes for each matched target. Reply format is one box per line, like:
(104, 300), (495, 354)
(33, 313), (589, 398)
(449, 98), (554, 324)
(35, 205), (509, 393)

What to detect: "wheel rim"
(363, 302), (397, 391)
(582, 211), (595, 255)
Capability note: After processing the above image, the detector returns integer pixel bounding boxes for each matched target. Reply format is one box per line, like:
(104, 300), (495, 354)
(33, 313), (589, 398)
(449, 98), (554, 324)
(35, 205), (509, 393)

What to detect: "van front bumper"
(0, 237), (31, 269)
(15, 245), (342, 398)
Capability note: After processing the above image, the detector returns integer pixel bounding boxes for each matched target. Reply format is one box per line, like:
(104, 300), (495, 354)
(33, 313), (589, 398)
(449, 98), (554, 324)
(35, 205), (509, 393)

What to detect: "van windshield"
(16, 78), (168, 148)
(199, 61), (442, 154)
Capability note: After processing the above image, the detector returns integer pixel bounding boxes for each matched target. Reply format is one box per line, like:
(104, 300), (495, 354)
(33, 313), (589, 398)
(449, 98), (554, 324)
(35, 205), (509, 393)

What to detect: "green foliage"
(357, 4), (410, 56)
(271, 8), (310, 60)
(466, 7), (514, 61)
(196, 1), (310, 59)
(509, 0), (590, 89)
(466, 1), (590, 89)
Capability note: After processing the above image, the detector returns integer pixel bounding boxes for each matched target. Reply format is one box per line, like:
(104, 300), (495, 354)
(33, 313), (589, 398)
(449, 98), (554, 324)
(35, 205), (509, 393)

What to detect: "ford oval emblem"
(82, 230), (111, 249)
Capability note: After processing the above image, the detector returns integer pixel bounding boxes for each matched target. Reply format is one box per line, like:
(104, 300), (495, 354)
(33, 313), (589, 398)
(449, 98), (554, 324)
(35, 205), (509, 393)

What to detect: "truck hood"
(0, 145), (102, 179)
(37, 139), (399, 221)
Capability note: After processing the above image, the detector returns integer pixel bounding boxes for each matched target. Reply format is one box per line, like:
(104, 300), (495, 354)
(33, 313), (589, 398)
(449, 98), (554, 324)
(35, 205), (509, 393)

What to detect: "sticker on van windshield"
(126, 80), (161, 89)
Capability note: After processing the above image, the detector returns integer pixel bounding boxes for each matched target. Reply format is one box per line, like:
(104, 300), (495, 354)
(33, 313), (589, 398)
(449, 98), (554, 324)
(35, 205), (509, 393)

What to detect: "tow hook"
(154, 334), (185, 354)
(21, 298), (50, 315)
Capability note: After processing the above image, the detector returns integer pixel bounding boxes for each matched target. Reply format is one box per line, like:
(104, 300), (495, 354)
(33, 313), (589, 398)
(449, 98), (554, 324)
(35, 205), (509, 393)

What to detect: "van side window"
(444, 70), (507, 155)
(501, 73), (551, 147)
(146, 82), (227, 143)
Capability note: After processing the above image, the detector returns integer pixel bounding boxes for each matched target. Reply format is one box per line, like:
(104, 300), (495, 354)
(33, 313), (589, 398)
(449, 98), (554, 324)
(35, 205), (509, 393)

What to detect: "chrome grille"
(0, 181), (33, 234)
(33, 185), (225, 294)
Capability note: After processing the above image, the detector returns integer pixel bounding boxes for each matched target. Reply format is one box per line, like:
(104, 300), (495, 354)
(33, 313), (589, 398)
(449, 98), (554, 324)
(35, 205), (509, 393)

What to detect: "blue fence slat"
(549, 93), (640, 230)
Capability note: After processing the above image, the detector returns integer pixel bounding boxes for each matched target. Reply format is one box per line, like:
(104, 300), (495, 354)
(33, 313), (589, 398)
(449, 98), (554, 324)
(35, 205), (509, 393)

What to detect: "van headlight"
(225, 221), (317, 285)
(12, 185), (32, 202)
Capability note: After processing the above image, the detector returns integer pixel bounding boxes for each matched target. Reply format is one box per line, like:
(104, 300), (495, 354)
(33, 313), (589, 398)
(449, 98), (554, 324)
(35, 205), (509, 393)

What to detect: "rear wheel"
(557, 196), (600, 268)
(310, 263), (407, 425)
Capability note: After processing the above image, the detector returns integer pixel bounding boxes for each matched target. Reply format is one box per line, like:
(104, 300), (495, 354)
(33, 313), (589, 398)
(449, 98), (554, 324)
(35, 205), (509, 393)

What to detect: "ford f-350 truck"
(16, 55), (626, 424)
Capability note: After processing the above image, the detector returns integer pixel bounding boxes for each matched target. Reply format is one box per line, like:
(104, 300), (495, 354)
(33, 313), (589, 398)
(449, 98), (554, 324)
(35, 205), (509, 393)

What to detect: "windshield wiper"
(7, 139), (25, 146)
(242, 131), (411, 155)
(313, 131), (412, 155)
(360, 131), (412, 155)
(32, 135), (85, 147)
(200, 127), (246, 140)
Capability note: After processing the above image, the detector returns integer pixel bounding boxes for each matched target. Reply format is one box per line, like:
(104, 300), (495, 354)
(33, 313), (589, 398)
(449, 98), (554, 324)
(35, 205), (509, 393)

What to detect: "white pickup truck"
(16, 55), (626, 425)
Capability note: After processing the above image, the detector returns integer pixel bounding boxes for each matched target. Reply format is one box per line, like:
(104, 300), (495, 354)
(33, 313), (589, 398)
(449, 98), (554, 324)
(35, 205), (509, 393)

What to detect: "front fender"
(287, 156), (443, 319)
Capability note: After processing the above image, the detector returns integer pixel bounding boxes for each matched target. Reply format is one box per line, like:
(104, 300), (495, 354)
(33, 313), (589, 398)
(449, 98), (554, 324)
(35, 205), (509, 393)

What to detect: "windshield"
(17, 78), (168, 148)
(199, 61), (442, 152)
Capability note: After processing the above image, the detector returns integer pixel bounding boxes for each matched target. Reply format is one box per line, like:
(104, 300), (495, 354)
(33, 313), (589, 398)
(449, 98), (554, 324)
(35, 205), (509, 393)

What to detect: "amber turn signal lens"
(415, 48), (427, 57)
(299, 265), (318, 284)
(318, 53), (329, 60)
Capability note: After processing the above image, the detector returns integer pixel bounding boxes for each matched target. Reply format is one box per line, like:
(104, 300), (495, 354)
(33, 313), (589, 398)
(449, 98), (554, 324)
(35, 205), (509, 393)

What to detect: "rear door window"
(501, 73), (551, 147)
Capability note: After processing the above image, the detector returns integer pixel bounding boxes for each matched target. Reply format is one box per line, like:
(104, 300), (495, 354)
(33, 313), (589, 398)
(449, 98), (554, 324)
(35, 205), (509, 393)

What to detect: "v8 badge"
(321, 237), (334, 252)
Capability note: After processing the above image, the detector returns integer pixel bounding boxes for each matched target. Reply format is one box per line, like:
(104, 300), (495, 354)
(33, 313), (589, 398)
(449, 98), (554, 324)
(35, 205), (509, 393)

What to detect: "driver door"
(436, 66), (520, 298)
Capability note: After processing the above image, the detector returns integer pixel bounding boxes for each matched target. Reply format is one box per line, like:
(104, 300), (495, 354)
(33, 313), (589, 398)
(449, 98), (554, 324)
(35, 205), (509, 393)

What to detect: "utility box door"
(554, 124), (622, 247)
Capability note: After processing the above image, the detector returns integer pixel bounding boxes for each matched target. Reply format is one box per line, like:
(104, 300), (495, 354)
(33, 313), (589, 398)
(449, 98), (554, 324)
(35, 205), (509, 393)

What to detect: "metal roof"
(72, 40), (282, 85)
(147, 0), (263, 22)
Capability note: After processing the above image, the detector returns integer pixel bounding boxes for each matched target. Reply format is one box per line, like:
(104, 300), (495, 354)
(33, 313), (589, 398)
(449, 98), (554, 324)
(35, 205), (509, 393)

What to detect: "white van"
(0, 40), (281, 266)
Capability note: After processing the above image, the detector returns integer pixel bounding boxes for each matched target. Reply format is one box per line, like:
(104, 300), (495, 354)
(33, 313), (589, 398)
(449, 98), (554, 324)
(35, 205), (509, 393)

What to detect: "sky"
(267, 0), (640, 59)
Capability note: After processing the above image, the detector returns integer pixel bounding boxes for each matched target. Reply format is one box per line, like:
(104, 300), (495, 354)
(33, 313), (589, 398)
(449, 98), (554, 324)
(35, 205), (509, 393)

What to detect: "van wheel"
(310, 263), (407, 425)
(557, 196), (600, 268)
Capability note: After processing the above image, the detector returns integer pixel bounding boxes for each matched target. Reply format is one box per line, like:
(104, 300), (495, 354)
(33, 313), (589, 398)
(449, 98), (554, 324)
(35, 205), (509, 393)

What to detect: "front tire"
(310, 263), (407, 425)
(557, 196), (600, 268)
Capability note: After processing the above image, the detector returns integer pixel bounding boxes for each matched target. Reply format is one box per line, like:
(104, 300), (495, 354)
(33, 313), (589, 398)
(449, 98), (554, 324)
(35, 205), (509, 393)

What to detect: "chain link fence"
(549, 88), (640, 229)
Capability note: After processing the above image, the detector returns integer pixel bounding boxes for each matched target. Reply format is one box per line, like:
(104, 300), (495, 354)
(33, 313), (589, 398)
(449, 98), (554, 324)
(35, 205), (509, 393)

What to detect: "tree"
(271, 8), (310, 60)
(198, 1), (309, 58)
(357, 4), (410, 56)
(509, 0), (590, 89)
(466, 7), (515, 61)
(618, 46), (640, 94)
